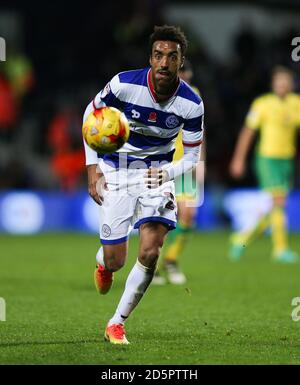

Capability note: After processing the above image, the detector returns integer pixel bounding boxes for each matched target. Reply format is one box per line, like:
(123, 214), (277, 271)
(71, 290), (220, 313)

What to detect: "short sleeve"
(182, 100), (204, 146)
(93, 74), (124, 110)
(245, 98), (264, 130)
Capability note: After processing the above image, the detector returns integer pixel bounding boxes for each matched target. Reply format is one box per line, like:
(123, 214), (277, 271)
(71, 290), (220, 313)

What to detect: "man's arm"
(144, 143), (201, 188)
(165, 102), (204, 181)
(165, 141), (202, 180)
(86, 164), (107, 205)
(229, 126), (257, 179)
(230, 97), (262, 179)
(196, 133), (205, 183)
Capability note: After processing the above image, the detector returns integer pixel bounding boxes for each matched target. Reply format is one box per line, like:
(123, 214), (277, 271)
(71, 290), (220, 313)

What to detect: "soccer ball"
(82, 107), (130, 154)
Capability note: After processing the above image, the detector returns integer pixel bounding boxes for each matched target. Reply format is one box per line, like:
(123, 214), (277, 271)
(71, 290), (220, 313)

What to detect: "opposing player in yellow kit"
(229, 66), (300, 263)
(153, 60), (204, 284)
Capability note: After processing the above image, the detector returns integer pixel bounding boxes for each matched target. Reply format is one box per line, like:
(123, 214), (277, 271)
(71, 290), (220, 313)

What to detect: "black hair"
(149, 25), (188, 57)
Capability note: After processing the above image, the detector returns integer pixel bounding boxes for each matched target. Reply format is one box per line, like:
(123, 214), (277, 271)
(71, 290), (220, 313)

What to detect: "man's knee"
(138, 222), (169, 268)
(139, 245), (161, 268)
(103, 248), (127, 272)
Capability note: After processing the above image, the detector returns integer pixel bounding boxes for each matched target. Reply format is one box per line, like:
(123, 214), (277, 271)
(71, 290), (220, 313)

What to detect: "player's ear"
(180, 57), (185, 69)
(149, 55), (152, 66)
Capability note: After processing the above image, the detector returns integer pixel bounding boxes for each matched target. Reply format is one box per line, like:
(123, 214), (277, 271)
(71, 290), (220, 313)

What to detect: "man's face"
(272, 73), (294, 97)
(149, 40), (184, 93)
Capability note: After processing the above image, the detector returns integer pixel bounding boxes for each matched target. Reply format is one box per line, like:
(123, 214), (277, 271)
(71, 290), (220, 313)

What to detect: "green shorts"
(174, 172), (199, 201)
(255, 154), (293, 195)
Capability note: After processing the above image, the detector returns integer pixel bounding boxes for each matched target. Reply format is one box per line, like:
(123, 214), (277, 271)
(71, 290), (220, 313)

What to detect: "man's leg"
(105, 222), (168, 344)
(94, 166), (136, 294)
(230, 155), (273, 261)
(270, 194), (298, 263)
(154, 172), (197, 284)
(164, 201), (194, 262)
(160, 201), (195, 284)
(95, 242), (128, 294)
(229, 211), (271, 261)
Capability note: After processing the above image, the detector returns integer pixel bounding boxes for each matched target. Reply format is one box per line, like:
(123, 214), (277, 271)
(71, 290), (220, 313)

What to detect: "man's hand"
(87, 164), (108, 205)
(229, 158), (246, 179)
(144, 167), (170, 189)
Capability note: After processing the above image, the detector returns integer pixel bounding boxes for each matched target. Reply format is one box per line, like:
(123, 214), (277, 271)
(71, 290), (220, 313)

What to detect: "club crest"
(165, 115), (179, 128)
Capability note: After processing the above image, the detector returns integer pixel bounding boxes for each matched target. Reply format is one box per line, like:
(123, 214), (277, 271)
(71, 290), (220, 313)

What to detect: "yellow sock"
(165, 235), (185, 262)
(164, 222), (190, 263)
(270, 206), (287, 255)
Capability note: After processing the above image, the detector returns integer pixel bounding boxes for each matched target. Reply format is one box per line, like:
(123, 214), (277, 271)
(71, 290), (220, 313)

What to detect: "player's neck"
(274, 92), (290, 99)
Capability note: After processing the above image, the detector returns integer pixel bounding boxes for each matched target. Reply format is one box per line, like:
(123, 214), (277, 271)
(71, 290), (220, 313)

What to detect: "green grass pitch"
(0, 231), (300, 364)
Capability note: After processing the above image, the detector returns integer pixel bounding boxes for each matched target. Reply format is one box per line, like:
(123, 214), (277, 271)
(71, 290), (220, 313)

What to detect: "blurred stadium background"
(1, 0), (300, 234)
(1, 0), (300, 365)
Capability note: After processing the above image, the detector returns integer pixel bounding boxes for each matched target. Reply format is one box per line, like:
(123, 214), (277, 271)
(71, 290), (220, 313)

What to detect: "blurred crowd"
(0, 0), (300, 192)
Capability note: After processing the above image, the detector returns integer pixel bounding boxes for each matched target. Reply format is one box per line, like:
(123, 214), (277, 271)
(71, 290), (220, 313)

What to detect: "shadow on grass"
(0, 339), (100, 348)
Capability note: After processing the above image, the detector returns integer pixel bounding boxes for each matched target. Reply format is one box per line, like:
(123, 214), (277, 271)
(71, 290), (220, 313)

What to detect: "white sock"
(96, 247), (105, 268)
(108, 260), (154, 326)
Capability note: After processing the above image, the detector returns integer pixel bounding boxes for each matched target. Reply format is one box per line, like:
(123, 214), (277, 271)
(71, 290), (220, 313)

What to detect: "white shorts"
(98, 159), (177, 244)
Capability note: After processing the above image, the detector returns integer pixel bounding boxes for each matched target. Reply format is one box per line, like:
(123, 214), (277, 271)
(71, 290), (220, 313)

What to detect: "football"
(82, 106), (130, 154)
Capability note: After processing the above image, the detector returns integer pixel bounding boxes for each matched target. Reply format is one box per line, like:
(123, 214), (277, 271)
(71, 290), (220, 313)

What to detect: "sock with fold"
(108, 260), (154, 326)
(96, 247), (105, 268)
(270, 205), (288, 255)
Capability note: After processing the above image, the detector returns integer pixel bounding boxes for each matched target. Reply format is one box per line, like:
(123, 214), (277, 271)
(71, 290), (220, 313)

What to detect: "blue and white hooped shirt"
(89, 67), (204, 168)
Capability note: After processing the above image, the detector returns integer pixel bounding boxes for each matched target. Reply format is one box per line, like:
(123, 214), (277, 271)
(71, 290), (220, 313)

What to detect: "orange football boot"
(94, 264), (113, 294)
(104, 324), (129, 345)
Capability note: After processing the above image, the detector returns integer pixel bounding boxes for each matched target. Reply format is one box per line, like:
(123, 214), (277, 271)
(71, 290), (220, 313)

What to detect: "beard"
(154, 73), (178, 95)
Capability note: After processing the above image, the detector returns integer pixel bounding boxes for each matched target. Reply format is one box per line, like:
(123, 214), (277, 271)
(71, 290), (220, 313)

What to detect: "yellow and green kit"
(245, 93), (300, 195)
